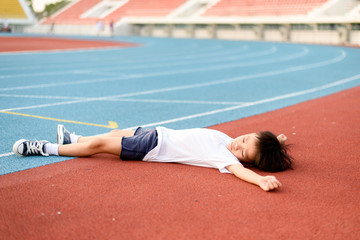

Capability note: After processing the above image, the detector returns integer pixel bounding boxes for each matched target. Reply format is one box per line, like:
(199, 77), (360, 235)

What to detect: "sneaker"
(12, 139), (49, 157)
(57, 124), (71, 145)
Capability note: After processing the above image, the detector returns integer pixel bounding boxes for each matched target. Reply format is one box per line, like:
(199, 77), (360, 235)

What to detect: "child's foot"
(12, 139), (49, 157)
(57, 124), (71, 145)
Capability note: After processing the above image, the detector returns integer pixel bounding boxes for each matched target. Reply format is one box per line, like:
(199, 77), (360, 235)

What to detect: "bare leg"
(58, 137), (123, 157)
(77, 129), (136, 143)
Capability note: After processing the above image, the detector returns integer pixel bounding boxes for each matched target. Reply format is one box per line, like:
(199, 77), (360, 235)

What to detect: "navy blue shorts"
(120, 127), (158, 161)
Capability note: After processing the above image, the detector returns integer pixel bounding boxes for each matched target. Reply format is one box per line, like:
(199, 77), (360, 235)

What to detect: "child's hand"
(259, 176), (282, 191)
(277, 134), (287, 144)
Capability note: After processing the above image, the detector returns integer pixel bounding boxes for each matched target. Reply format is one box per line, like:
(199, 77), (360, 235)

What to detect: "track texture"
(0, 36), (137, 53)
(1, 86), (359, 240)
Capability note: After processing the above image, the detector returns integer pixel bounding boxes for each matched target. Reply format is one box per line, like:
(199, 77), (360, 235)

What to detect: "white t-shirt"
(143, 127), (242, 174)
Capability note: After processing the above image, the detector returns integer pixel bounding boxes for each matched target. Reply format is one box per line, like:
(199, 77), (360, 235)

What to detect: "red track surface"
(1, 86), (359, 239)
(0, 37), (137, 53)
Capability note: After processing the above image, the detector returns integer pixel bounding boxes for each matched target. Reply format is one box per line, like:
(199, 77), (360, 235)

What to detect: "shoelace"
(63, 128), (75, 142)
(25, 140), (49, 156)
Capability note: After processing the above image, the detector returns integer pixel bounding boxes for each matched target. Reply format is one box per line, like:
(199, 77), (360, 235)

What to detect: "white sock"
(44, 143), (59, 156)
(70, 134), (80, 144)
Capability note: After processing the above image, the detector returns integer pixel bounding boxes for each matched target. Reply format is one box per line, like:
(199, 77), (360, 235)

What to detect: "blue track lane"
(1, 35), (359, 175)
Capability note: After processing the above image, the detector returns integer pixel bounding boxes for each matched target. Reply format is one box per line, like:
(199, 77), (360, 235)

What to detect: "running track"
(0, 35), (359, 239)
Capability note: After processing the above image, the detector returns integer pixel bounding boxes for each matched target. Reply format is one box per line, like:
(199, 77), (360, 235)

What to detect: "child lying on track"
(13, 125), (293, 192)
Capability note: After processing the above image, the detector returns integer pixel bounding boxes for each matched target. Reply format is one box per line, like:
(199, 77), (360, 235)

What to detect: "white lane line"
(0, 43), (241, 72)
(0, 50), (346, 112)
(0, 45), (250, 80)
(91, 46), (276, 73)
(0, 152), (14, 158)
(0, 93), (245, 105)
(95, 45), (269, 69)
(1, 74), (359, 158)
(92, 46), (308, 78)
(0, 46), (303, 90)
(137, 45), (248, 63)
(106, 98), (246, 105)
(124, 73), (360, 130)
(0, 98), (96, 112)
(0, 69), (93, 79)
(0, 94), (86, 100)
(0, 46), (133, 56)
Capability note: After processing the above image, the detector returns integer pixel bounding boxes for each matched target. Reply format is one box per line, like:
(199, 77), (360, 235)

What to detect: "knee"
(88, 138), (105, 150)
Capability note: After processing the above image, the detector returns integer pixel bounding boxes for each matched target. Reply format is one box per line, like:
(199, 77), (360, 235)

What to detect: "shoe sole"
(57, 124), (64, 145)
(12, 139), (27, 157)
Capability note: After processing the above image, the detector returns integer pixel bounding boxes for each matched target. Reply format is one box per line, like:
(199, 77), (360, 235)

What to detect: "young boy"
(12, 125), (293, 192)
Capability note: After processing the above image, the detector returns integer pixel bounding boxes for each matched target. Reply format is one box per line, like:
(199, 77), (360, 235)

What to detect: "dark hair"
(255, 131), (293, 172)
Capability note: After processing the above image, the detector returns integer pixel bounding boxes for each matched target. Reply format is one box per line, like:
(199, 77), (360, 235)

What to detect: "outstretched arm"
(226, 164), (281, 192)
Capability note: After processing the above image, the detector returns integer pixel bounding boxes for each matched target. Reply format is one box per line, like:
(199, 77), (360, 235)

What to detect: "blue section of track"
(1, 34), (359, 175)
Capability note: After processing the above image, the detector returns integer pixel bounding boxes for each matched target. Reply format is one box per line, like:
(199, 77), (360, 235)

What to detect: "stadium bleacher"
(43, 0), (188, 25)
(19, 0), (359, 45)
(0, 0), (27, 19)
(42, 0), (103, 25)
(44, 0), (332, 25)
(203, 0), (329, 16)
(0, 0), (34, 32)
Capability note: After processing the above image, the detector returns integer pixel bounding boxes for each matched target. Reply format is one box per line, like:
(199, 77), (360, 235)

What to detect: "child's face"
(227, 133), (259, 164)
